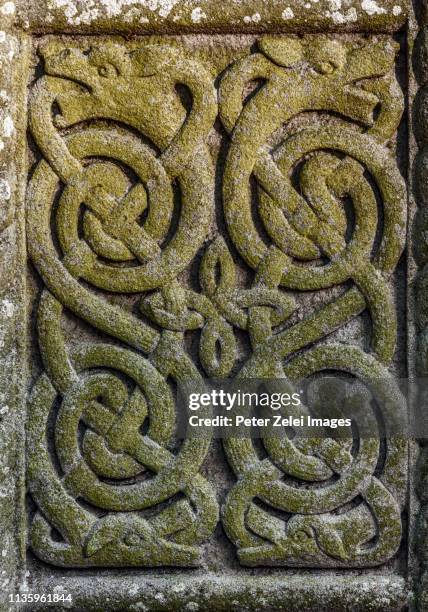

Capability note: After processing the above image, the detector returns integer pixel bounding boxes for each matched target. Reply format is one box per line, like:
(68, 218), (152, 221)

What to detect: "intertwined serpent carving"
(27, 35), (407, 568)
(27, 41), (218, 567)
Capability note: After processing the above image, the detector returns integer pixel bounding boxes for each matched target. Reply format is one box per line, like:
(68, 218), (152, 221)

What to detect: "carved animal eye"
(123, 533), (142, 547)
(293, 529), (311, 542)
(318, 61), (335, 75)
(59, 49), (72, 61)
(97, 63), (118, 78)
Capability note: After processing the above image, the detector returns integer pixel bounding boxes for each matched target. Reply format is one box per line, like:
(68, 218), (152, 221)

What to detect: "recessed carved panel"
(26, 34), (407, 570)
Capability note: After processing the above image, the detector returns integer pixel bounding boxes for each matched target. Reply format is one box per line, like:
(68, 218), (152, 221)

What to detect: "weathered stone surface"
(0, 0), (425, 610)
(16, 0), (408, 34)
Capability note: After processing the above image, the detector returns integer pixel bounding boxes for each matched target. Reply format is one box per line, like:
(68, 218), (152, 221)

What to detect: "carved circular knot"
(225, 126), (405, 291)
(224, 344), (406, 515)
(222, 344), (406, 566)
(59, 161), (163, 265)
(58, 373), (157, 482)
(54, 128), (177, 292)
(54, 344), (180, 511)
(259, 147), (377, 290)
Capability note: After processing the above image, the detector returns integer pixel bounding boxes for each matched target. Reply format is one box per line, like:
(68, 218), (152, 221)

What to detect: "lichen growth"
(25, 34), (407, 578)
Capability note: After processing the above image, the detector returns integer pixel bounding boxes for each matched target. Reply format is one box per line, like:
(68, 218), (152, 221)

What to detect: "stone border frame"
(412, 1), (428, 610)
(0, 0), (422, 610)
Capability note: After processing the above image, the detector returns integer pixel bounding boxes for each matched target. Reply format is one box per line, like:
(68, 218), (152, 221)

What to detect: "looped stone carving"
(27, 35), (408, 571)
(54, 128), (177, 291)
(28, 292), (218, 567)
(218, 35), (407, 567)
(219, 37), (406, 367)
(140, 239), (295, 377)
(222, 345), (406, 567)
(26, 41), (219, 567)
(27, 41), (216, 348)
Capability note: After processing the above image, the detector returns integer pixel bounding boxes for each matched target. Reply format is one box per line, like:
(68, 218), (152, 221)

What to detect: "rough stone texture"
(412, 2), (428, 610)
(26, 574), (410, 611)
(0, 0), (423, 610)
(0, 6), (28, 611)
(15, 0), (408, 34)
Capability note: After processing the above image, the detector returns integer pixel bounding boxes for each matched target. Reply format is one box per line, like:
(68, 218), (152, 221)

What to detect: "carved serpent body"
(216, 36), (407, 567)
(27, 42), (218, 567)
(26, 36), (408, 569)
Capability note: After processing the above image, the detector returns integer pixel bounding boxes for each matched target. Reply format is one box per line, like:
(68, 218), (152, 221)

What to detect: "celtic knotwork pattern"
(27, 35), (408, 570)
(215, 34), (407, 567)
(27, 40), (218, 567)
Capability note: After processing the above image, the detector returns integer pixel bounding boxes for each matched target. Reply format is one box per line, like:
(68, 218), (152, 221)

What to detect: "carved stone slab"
(0, 1), (423, 610)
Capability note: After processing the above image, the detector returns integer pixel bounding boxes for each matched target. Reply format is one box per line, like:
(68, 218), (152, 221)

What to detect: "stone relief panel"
(25, 34), (407, 571)
(218, 35), (408, 568)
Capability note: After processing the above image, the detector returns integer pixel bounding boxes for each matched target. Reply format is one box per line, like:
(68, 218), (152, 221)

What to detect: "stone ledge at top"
(8, 0), (408, 34)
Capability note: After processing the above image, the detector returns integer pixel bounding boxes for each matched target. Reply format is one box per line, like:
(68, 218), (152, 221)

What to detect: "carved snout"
(39, 42), (99, 91)
(345, 40), (400, 83)
(340, 85), (380, 125)
(84, 511), (200, 566)
(42, 48), (95, 87)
